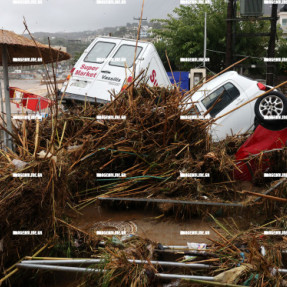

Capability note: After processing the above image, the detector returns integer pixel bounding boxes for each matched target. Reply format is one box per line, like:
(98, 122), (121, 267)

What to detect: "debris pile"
(12, 215), (287, 287)
(15, 85), (249, 204)
(84, 215), (287, 286)
(0, 82), (287, 285)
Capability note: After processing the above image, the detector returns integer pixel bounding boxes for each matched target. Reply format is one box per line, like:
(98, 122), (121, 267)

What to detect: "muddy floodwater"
(49, 203), (223, 286)
(71, 203), (219, 245)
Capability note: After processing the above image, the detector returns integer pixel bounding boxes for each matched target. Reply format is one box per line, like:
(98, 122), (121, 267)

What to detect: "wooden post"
(266, 4), (278, 86)
(225, 0), (235, 67)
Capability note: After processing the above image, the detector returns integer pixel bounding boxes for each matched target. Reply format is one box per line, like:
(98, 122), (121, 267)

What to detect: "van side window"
(84, 42), (116, 64)
(201, 83), (240, 117)
(109, 45), (143, 68)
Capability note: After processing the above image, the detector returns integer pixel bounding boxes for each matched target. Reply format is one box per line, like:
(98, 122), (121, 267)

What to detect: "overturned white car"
(182, 71), (287, 141)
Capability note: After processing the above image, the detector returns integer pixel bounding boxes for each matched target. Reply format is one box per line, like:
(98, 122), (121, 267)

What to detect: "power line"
(206, 49), (264, 60)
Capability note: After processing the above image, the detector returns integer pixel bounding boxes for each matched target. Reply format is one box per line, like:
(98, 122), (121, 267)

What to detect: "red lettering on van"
(150, 69), (158, 86)
(150, 70), (156, 82)
(86, 71), (97, 78)
(75, 70), (83, 76)
(80, 64), (99, 72)
(75, 68), (97, 78)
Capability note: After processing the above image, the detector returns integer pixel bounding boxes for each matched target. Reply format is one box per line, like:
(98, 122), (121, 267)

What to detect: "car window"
(84, 41), (116, 64)
(201, 83), (240, 117)
(109, 45), (143, 68)
(187, 104), (200, 115)
(224, 82), (240, 100)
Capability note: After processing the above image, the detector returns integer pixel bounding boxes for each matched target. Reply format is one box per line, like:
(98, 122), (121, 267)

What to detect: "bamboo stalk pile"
(194, 215), (287, 286)
(87, 236), (156, 287)
(31, 85), (247, 201)
(85, 215), (287, 286)
(36, 215), (287, 287)
(1, 16), (287, 285)
(0, 81), (286, 275)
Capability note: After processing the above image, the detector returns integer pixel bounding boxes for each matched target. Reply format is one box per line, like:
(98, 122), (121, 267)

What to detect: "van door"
(66, 39), (119, 101)
(199, 81), (252, 140)
(89, 40), (149, 102)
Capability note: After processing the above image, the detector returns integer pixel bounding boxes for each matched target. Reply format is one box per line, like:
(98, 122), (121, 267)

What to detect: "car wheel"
(254, 92), (287, 124)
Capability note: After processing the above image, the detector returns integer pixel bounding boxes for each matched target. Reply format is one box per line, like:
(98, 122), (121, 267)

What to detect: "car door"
(199, 81), (253, 140)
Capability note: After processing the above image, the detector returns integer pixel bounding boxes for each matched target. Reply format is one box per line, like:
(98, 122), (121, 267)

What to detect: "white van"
(60, 37), (171, 104)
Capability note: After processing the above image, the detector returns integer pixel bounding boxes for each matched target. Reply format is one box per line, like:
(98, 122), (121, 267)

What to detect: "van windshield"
(84, 41), (116, 64)
(109, 45), (143, 68)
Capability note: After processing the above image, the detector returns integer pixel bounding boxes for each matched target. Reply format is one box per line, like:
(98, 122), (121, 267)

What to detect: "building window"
(282, 19), (287, 26)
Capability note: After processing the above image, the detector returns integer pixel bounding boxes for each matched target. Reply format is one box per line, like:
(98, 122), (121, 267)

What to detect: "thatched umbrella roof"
(0, 29), (70, 66)
(0, 29), (71, 151)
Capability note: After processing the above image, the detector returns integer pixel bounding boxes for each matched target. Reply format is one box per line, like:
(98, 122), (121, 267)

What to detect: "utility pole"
(203, 12), (207, 68)
(133, 17), (147, 40)
(232, 0), (237, 65)
(266, 4), (278, 86)
(225, 0), (235, 67)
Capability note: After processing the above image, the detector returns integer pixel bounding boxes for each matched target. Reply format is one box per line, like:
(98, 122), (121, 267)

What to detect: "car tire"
(254, 92), (287, 125)
(257, 120), (287, 131)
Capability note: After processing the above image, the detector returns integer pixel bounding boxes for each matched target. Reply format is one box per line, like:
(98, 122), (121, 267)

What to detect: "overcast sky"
(0, 0), (180, 33)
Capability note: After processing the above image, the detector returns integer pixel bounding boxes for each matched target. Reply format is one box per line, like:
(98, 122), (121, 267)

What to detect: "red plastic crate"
(9, 87), (52, 111)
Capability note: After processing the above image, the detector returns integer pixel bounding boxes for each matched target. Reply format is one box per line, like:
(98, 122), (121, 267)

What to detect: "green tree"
(152, 0), (228, 72)
(277, 34), (287, 75)
(234, 16), (270, 75)
(152, 0), (273, 74)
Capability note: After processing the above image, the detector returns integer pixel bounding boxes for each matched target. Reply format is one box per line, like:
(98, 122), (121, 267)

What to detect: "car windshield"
(84, 41), (116, 64)
(201, 82), (240, 117)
